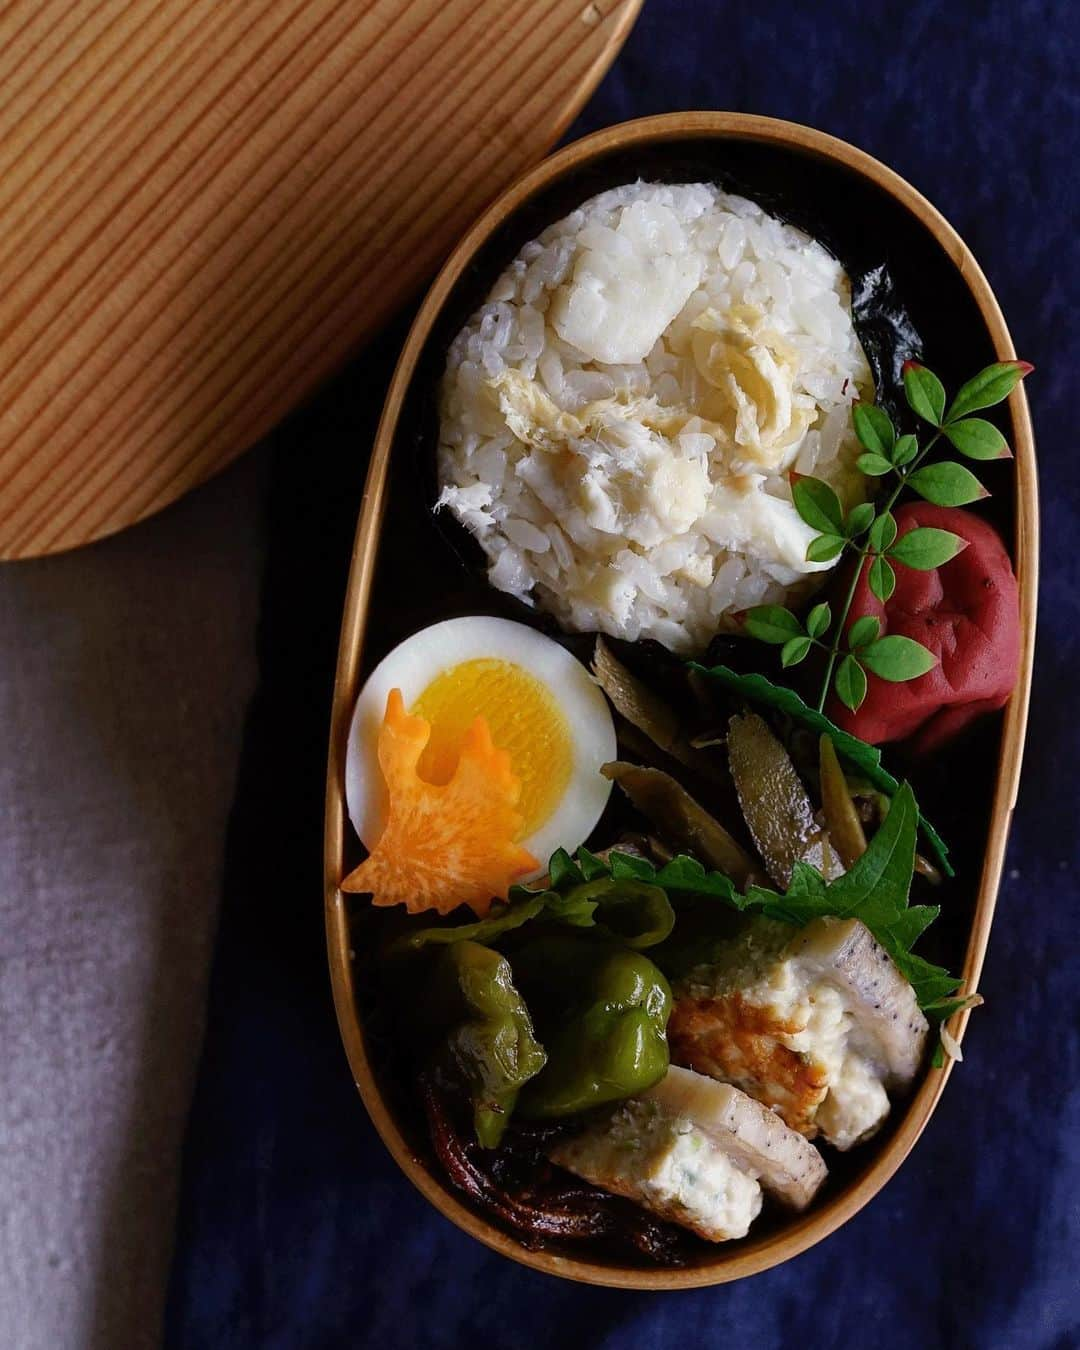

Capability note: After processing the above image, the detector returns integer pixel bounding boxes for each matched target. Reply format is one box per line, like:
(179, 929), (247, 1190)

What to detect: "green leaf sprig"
(744, 359), (1032, 713)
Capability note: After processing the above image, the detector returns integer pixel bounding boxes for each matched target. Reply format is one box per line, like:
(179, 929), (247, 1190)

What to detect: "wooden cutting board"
(0, 0), (641, 559)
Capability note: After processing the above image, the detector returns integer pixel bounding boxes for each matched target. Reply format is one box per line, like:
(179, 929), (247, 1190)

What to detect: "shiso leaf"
(691, 663), (953, 875)
(649, 854), (740, 902)
(548, 848), (583, 889)
(576, 846), (610, 882)
(886, 904), (941, 948)
(609, 851), (659, 882)
(525, 787), (957, 1012)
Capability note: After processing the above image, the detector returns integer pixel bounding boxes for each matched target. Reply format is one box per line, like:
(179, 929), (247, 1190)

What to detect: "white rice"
(436, 181), (872, 653)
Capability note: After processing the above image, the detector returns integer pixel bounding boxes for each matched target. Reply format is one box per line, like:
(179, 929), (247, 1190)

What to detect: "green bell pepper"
(558, 876), (675, 949)
(432, 941), (546, 1148)
(511, 935), (671, 1119)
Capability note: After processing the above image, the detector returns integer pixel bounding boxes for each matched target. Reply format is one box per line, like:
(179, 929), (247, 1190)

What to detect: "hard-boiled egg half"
(345, 616), (616, 876)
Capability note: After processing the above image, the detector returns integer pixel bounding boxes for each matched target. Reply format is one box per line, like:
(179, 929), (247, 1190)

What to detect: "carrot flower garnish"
(341, 689), (538, 917)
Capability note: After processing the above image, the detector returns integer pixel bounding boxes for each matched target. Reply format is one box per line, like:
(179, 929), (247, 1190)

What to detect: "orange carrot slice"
(341, 689), (539, 917)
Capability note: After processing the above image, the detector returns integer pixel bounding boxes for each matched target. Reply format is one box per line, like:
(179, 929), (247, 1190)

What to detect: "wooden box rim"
(322, 112), (1038, 1289)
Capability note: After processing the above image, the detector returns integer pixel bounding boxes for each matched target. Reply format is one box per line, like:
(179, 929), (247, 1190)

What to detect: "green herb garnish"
(742, 359), (1032, 713)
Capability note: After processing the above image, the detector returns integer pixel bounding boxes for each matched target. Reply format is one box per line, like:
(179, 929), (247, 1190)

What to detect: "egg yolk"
(411, 658), (573, 839)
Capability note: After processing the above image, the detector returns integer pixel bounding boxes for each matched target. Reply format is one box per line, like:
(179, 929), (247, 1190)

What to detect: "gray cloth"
(0, 453), (266, 1350)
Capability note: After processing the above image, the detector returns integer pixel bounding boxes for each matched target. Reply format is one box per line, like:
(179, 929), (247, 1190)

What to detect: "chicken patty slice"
(549, 1066), (827, 1242)
(671, 917), (928, 1150)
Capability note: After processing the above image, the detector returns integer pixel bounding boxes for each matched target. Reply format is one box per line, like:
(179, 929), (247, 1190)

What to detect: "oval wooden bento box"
(323, 113), (1038, 1287)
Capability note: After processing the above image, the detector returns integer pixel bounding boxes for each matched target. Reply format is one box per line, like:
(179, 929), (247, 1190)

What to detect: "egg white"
(345, 616), (616, 873)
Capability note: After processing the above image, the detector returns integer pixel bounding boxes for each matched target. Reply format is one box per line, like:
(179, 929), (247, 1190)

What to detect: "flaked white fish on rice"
(437, 181), (872, 653)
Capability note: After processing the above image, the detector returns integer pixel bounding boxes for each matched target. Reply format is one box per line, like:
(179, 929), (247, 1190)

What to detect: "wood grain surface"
(0, 0), (641, 559)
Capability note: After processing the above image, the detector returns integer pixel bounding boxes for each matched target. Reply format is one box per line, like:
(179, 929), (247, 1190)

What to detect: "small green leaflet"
(893, 433), (919, 466)
(903, 362), (946, 426)
(793, 477), (844, 534)
(869, 554), (897, 602)
(848, 615), (881, 650)
(691, 664), (953, 875)
(743, 605), (804, 645)
(845, 501), (876, 538)
(857, 452), (893, 477)
(806, 533), (845, 563)
(782, 636), (812, 668)
(806, 602), (832, 638)
(860, 635), (937, 682)
(888, 525), (967, 570)
(906, 461), (988, 507)
(944, 417), (1009, 461)
(835, 653), (867, 710)
(946, 361), (1032, 422)
(744, 783), (958, 1008)
(869, 511), (897, 553)
(853, 402), (896, 457)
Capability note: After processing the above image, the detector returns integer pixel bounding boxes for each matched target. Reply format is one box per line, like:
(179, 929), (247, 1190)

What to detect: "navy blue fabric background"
(165, 3), (1080, 1346)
